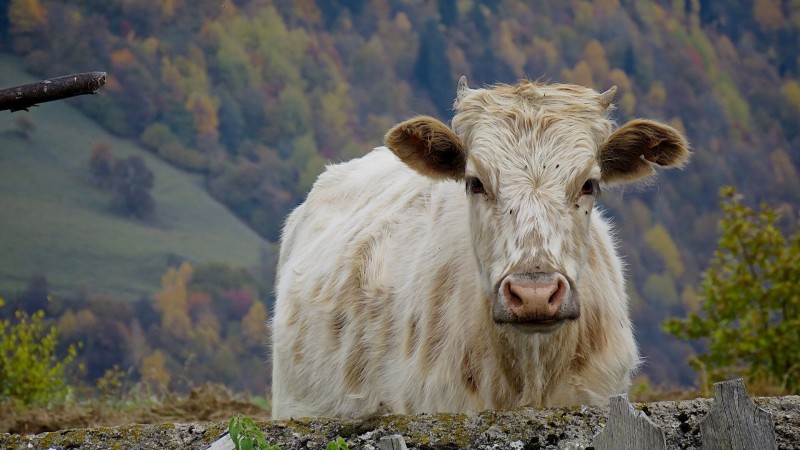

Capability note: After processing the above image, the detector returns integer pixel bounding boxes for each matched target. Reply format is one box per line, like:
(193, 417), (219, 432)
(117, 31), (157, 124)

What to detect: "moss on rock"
(1, 396), (798, 449)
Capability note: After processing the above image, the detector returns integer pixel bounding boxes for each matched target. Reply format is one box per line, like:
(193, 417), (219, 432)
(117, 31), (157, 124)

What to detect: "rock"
(1, 396), (798, 449)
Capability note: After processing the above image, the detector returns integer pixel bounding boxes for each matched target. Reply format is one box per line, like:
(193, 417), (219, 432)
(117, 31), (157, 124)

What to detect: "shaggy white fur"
(271, 78), (689, 419)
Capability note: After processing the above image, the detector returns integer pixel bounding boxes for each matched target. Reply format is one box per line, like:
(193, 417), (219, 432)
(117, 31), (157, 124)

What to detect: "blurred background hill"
(0, 0), (798, 397)
(0, 59), (267, 299)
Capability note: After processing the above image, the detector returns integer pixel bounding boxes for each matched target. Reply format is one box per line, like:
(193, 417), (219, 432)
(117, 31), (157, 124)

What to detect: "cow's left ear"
(385, 116), (466, 180)
(599, 119), (690, 185)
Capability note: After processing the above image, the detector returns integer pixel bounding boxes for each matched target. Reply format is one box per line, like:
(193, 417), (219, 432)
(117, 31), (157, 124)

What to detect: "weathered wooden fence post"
(379, 434), (409, 450)
(699, 378), (778, 450)
(206, 432), (234, 450)
(592, 393), (667, 450)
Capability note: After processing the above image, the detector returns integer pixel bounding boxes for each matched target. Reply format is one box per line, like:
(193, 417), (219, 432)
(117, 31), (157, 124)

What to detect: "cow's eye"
(580, 179), (600, 197)
(466, 177), (485, 195)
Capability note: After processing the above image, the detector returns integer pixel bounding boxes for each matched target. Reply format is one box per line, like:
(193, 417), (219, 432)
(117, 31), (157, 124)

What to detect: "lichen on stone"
(1, 396), (799, 449)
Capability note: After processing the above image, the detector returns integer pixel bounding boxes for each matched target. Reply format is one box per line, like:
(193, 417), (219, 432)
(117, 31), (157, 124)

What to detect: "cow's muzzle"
(493, 272), (580, 333)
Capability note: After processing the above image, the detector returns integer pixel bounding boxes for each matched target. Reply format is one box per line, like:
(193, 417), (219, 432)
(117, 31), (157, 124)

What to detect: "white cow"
(271, 78), (689, 419)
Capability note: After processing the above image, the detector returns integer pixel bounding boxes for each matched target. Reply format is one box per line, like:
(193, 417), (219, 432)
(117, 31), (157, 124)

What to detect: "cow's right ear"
(385, 116), (466, 180)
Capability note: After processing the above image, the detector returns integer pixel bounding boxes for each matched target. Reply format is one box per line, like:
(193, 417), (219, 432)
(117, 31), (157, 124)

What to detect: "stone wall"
(1, 393), (798, 449)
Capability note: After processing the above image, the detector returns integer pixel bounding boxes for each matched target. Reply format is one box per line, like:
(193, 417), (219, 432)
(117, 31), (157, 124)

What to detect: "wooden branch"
(699, 378), (778, 450)
(0, 71), (107, 112)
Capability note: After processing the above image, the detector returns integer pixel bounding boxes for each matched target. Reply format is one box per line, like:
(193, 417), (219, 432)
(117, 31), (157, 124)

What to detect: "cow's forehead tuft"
(454, 81), (612, 176)
(454, 81), (611, 118)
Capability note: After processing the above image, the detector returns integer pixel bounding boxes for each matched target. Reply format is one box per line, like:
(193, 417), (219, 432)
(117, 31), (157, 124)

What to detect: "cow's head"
(385, 77), (689, 334)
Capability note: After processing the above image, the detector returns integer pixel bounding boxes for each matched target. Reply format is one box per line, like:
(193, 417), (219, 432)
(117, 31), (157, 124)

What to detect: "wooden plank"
(205, 432), (235, 450)
(379, 434), (409, 450)
(700, 378), (778, 450)
(592, 393), (666, 450)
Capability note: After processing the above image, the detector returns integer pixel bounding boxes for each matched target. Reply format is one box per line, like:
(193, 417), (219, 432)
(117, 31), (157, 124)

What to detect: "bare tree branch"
(0, 72), (107, 112)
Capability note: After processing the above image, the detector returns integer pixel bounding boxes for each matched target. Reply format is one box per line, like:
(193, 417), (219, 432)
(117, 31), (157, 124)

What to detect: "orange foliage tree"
(154, 262), (194, 340)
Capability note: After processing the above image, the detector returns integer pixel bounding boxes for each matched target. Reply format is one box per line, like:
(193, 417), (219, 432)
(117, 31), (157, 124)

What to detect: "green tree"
(18, 272), (49, 315)
(438, 0), (458, 26)
(88, 141), (116, 189)
(644, 224), (685, 278)
(275, 86), (312, 140)
(111, 155), (155, 218)
(8, 0), (45, 34)
(14, 115), (35, 139)
(663, 187), (800, 393)
(413, 19), (453, 117)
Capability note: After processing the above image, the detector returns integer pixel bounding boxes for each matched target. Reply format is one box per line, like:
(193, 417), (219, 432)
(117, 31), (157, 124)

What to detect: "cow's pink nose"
(502, 274), (568, 321)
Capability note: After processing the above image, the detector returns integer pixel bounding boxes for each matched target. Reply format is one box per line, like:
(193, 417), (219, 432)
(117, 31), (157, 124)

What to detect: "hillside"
(2, 0), (799, 391)
(0, 57), (268, 300)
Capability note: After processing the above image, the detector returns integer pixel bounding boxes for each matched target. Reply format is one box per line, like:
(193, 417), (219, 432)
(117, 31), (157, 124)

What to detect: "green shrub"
(157, 142), (209, 172)
(663, 187), (800, 394)
(0, 297), (79, 406)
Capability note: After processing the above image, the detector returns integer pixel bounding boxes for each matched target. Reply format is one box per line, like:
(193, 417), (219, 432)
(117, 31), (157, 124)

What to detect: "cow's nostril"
(548, 279), (564, 305)
(506, 278), (560, 314)
(504, 282), (523, 308)
(501, 273), (571, 322)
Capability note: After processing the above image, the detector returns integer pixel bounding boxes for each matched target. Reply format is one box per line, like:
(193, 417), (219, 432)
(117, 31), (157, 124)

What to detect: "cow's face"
(385, 78), (689, 334)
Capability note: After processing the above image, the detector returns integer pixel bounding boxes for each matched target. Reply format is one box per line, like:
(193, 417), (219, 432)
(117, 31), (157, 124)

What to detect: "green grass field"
(0, 57), (268, 300)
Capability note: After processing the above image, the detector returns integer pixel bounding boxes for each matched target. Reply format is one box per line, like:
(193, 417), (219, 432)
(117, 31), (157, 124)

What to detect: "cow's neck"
(483, 319), (580, 408)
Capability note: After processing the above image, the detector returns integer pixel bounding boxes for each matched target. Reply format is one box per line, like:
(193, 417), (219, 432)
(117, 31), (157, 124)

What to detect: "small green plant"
(0, 297), (79, 406)
(96, 365), (126, 405)
(327, 436), (349, 450)
(227, 413), (350, 450)
(228, 414), (279, 450)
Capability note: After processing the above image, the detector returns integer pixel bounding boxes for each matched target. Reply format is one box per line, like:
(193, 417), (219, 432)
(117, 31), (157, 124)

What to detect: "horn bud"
(599, 86), (617, 110)
(456, 76), (471, 103)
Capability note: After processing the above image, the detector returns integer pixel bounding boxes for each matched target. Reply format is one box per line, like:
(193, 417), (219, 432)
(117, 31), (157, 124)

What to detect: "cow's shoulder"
(308, 147), (405, 201)
(280, 147), (451, 277)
